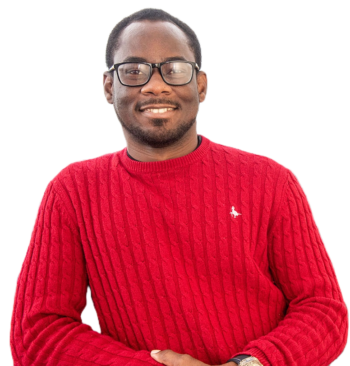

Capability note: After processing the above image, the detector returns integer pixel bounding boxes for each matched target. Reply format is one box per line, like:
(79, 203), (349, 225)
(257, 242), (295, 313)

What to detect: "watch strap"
(227, 354), (251, 363)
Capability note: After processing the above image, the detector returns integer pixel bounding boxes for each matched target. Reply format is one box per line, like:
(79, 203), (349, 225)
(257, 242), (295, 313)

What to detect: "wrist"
(226, 355), (250, 365)
(226, 355), (262, 366)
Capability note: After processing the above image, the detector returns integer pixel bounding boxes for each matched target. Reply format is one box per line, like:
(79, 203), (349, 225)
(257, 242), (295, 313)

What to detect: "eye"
(126, 69), (144, 75)
(162, 62), (192, 77)
(120, 63), (149, 77)
(168, 66), (186, 74)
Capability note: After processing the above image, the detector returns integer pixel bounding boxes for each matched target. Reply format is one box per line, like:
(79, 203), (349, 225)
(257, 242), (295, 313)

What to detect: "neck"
(125, 129), (200, 162)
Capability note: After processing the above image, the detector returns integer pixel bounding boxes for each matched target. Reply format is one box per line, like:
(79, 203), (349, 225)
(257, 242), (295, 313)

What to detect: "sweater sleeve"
(10, 179), (160, 366)
(232, 170), (348, 365)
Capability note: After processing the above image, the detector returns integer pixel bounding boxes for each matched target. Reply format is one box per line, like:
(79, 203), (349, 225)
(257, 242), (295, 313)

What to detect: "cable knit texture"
(10, 135), (348, 365)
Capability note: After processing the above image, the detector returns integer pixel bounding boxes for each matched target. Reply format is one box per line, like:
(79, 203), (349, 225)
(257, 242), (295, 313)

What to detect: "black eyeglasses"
(108, 60), (200, 87)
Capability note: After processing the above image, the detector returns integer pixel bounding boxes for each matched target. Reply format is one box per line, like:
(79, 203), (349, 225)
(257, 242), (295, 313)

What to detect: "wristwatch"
(227, 354), (263, 366)
(236, 357), (263, 366)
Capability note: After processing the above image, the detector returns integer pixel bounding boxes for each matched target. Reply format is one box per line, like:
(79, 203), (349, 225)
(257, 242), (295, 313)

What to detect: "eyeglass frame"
(107, 60), (200, 87)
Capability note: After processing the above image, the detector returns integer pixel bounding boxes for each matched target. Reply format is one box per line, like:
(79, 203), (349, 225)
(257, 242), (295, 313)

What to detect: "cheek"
(176, 86), (199, 108)
(183, 83), (200, 104)
(114, 88), (135, 113)
(180, 87), (200, 111)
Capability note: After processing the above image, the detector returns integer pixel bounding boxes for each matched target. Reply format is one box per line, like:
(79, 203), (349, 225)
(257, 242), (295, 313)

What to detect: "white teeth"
(144, 108), (175, 114)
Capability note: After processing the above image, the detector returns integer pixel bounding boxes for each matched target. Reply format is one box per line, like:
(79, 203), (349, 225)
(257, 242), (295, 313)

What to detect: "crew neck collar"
(116, 134), (211, 173)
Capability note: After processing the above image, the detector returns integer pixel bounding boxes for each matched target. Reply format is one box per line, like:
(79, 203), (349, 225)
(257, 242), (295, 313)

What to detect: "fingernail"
(151, 350), (161, 354)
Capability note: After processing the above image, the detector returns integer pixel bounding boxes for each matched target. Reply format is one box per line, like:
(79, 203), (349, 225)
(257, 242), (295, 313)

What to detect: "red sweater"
(11, 135), (348, 365)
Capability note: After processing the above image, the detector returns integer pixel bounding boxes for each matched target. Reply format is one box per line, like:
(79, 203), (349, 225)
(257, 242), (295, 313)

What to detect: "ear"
(103, 71), (114, 104)
(196, 71), (207, 103)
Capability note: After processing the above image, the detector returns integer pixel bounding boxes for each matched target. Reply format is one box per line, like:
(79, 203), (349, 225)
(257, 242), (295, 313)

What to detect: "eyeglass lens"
(118, 62), (193, 86)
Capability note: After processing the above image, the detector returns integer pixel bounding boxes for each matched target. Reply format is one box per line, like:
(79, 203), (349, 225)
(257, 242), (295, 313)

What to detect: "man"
(10, 8), (347, 366)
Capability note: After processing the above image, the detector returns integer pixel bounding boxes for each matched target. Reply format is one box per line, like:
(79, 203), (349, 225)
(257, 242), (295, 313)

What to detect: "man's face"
(104, 21), (207, 148)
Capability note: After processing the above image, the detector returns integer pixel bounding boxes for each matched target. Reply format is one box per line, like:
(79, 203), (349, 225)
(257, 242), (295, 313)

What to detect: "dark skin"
(103, 20), (237, 366)
(103, 20), (208, 162)
(149, 350), (237, 366)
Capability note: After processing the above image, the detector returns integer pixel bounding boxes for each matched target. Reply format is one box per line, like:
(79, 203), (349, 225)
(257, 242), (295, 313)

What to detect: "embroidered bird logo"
(230, 206), (241, 218)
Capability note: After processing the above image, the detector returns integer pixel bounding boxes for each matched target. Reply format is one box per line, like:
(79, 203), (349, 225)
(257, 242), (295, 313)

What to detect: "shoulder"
(209, 139), (290, 183)
(39, 150), (123, 220)
(45, 151), (122, 210)
(52, 151), (117, 187)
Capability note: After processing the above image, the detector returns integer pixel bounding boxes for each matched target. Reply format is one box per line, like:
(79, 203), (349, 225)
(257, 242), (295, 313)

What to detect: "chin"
(149, 118), (168, 127)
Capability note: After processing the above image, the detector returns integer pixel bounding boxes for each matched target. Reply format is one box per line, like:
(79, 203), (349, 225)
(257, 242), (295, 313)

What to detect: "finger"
(150, 349), (184, 366)
(150, 349), (161, 361)
(150, 350), (204, 366)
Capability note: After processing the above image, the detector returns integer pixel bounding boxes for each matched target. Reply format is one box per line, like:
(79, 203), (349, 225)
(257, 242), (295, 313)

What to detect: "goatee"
(116, 114), (196, 149)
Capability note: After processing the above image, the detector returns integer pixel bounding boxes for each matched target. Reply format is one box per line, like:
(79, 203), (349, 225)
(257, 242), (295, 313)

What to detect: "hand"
(150, 349), (238, 366)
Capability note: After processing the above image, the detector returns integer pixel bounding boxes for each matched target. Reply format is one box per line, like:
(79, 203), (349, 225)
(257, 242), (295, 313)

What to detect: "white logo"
(230, 206), (241, 218)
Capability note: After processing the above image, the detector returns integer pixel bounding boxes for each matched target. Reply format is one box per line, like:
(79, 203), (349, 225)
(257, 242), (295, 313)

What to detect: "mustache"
(136, 98), (180, 110)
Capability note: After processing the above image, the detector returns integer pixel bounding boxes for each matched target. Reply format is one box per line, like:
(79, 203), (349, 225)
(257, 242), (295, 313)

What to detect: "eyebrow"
(121, 56), (188, 63)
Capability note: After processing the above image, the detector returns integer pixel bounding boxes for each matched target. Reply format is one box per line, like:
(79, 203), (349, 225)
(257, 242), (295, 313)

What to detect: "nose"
(140, 67), (172, 95)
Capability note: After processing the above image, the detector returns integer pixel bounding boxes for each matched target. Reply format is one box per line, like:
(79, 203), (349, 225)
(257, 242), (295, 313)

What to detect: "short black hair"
(105, 8), (202, 70)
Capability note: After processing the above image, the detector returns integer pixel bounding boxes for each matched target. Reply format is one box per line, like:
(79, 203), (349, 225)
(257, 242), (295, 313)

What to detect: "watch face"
(240, 357), (263, 366)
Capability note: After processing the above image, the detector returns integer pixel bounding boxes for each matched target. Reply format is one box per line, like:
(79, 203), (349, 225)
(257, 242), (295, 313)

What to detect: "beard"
(114, 99), (197, 149)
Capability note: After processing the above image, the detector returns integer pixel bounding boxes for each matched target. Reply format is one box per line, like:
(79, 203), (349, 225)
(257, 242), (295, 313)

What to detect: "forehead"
(113, 21), (195, 64)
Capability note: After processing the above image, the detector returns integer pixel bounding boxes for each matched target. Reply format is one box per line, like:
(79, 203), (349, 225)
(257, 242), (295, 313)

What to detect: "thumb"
(150, 350), (162, 361)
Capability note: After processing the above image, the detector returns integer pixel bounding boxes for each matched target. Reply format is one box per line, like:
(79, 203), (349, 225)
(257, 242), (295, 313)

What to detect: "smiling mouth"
(143, 107), (176, 114)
